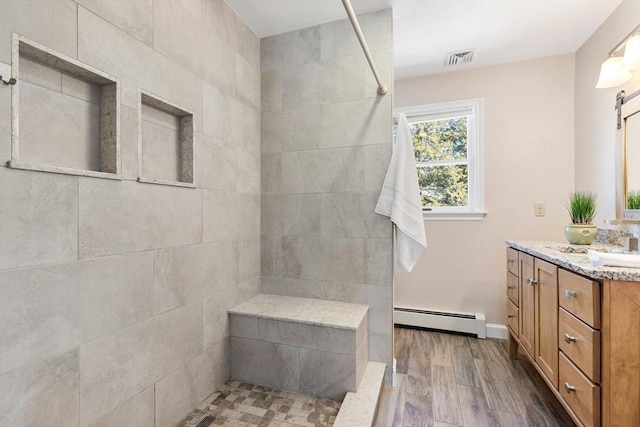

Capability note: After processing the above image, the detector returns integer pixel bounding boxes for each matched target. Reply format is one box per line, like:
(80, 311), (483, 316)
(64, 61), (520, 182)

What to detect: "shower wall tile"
(261, 194), (322, 237)
(320, 192), (389, 238)
(0, 167), (78, 270)
(364, 143), (392, 192)
(196, 134), (237, 190)
(235, 144), (261, 194)
(230, 337), (300, 391)
(365, 238), (393, 287)
(76, 0), (153, 46)
(79, 179), (202, 258)
(0, 252), (154, 375)
(237, 238), (261, 283)
(203, 287), (235, 350)
(0, 0), (77, 63)
(202, 0), (238, 48)
(235, 276), (262, 303)
(262, 107), (321, 154)
(120, 105), (139, 180)
(261, 235), (283, 278)
(20, 56), (62, 91)
(261, 69), (282, 113)
(155, 349), (219, 427)
(261, 153), (282, 193)
(78, 6), (204, 130)
(19, 81), (101, 171)
(281, 55), (366, 109)
(0, 349), (79, 427)
(140, 118), (181, 182)
(202, 190), (260, 241)
(281, 236), (365, 283)
(260, 277), (370, 303)
(153, 241), (237, 315)
(257, 318), (355, 355)
(79, 319), (154, 426)
(87, 386), (154, 427)
(202, 82), (224, 140)
(281, 147), (364, 193)
(152, 300), (203, 382)
(236, 53), (260, 109)
(299, 348), (355, 400)
(229, 314), (258, 339)
(320, 9), (393, 61)
(319, 96), (392, 149)
(261, 26), (321, 72)
(224, 95), (259, 150)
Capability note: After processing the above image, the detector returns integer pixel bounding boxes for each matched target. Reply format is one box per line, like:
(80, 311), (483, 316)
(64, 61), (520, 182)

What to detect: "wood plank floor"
(375, 327), (575, 427)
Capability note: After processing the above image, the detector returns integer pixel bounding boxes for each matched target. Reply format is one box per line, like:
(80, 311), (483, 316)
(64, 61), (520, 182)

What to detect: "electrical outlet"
(534, 202), (545, 217)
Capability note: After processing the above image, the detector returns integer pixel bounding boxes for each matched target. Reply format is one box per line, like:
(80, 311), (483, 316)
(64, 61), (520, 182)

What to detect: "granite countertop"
(506, 240), (640, 282)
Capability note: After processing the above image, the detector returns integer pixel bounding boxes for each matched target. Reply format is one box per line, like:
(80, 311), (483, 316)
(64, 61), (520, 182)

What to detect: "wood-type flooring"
(375, 327), (575, 427)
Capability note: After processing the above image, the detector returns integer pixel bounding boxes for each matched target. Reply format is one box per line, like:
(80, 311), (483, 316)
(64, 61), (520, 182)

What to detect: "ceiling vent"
(446, 49), (475, 67)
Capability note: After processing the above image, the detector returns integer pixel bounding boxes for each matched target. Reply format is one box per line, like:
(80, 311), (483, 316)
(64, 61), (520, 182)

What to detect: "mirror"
(616, 91), (640, 218)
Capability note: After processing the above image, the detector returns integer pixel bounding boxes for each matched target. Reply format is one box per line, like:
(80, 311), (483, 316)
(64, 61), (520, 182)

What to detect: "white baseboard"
(486, 323), (508, 340)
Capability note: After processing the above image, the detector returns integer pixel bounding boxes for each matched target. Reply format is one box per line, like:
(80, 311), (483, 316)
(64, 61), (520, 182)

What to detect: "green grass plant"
(567, 191), (597, 224)
(628, 190), (640, 210)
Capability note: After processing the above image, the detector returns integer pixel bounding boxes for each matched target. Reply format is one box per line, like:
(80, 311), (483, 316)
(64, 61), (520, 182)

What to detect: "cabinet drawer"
(507, 271), (519, 306)
(559, 308), (600, 382)
(506, 299), (518, 335)
(558, 269), (600, 328)
(507, 247), (519, 276)
(559, 352), (600, 427)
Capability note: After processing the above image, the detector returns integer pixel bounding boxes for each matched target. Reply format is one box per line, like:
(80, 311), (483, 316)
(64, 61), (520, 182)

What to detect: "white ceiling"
(226, 0), (624, 80)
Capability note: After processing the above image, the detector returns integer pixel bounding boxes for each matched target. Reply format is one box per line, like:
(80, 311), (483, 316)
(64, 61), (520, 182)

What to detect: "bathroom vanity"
(505, 241), (640, 427)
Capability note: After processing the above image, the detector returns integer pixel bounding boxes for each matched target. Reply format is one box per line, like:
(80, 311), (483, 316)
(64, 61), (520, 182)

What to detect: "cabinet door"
(519, 253), (535, 357)
(535, 258), (559, 389)
(603, 280), (640, 426)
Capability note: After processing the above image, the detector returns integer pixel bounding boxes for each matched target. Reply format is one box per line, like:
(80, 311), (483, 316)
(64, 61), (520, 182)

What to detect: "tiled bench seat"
(228, 293), (369, 401)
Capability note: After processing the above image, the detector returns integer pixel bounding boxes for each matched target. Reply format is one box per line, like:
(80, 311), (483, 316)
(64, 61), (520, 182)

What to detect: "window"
(397, 99), (485, 220)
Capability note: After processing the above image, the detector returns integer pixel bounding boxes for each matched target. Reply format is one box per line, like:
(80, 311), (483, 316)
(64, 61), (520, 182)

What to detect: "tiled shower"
(0, 1), (393, 426)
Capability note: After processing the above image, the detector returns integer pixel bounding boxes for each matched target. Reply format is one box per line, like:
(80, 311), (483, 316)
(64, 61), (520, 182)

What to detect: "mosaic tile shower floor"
(177, 379), (342, 427)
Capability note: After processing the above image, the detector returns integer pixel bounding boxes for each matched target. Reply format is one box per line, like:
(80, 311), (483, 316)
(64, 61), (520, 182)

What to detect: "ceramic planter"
(564, 224), (597, 245)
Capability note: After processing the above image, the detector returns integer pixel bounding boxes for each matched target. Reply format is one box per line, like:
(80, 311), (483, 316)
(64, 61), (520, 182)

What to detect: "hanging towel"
(375, 112), (427, 272)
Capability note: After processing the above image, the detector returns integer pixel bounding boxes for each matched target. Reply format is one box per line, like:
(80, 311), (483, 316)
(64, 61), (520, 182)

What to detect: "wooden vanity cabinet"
(507, 248), (640, 427)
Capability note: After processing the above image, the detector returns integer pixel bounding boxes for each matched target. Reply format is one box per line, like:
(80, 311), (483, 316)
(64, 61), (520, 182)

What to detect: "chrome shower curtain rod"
(341, 0), (388, 96)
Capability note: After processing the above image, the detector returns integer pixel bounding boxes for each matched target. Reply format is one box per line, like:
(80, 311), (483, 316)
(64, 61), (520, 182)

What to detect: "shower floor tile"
(177, 379), (341, 427)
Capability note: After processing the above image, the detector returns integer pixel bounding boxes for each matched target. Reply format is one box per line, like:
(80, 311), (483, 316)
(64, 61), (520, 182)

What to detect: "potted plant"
(564, 191), (597, 245)
(624, 190), (640, 219)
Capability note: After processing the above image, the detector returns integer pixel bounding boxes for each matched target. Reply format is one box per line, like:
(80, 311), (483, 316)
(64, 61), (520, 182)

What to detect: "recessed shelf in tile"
(8, 34), (121, 179)
(138, 90), (195, 188)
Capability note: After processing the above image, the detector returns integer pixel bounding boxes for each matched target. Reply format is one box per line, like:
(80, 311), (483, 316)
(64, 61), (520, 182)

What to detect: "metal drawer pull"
(507, 314), (514, 319)
(526, 278), (538, 285)
(507, 285), (516, 290)
(564, 290), (577, 298)
(564, 382), (576, 394)
(564, 333), (577, 344)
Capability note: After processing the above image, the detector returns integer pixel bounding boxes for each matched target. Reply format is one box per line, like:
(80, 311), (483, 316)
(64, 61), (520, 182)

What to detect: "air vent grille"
(446, 50), (475, 67)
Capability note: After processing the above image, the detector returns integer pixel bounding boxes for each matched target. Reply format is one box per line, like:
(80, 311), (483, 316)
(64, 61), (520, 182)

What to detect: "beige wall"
(0, 1), (260, 426)
(575, 0), (640, 223)
(394, 55), (575, 324)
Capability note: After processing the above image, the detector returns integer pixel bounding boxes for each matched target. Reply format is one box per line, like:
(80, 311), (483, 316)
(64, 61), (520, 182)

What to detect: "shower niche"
(9, 34), (121, 179)
(137, 91), (195, 187)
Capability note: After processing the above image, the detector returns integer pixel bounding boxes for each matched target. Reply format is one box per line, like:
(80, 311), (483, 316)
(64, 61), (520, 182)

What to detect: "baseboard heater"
(394, 307), (487, 339)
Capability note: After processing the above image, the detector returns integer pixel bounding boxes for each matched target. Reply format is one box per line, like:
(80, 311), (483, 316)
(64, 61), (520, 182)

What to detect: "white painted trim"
(486, 323), (508, 340)
(394, 307), (486, 339)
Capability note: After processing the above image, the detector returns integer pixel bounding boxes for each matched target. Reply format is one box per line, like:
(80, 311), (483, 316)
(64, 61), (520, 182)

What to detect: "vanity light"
(595, 25), (640, 89)
(623, 34), (640, 70)
(596, 57), (632, 88)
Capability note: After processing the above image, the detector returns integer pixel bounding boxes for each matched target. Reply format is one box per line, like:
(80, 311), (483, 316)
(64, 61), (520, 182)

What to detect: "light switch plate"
(534, 202), (545, 217)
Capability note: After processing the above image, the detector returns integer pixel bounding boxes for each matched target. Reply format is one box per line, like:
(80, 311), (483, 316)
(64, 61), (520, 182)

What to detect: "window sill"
(423, 211), (487, 221)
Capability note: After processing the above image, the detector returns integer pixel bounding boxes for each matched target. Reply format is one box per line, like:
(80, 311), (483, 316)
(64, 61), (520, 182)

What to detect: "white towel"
(588, 250), (640, 269)
(375, 112), (427, 272)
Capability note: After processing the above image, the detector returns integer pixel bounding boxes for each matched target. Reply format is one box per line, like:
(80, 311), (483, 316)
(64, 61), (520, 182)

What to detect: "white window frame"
(396, 98), (486, 221)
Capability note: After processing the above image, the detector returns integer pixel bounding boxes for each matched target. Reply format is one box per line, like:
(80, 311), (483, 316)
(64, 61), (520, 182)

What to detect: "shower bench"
(228, 293), (369, 401)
